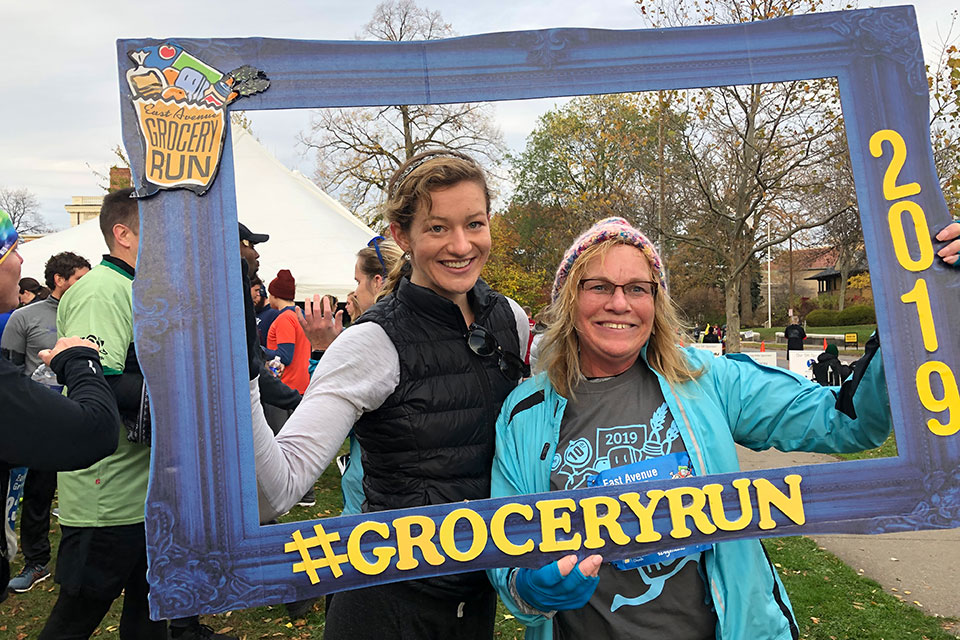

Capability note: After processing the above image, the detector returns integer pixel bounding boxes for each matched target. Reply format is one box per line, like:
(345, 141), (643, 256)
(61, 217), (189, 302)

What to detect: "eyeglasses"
(368, 235), (387, 275)
(240, 238), (254, 248)
(579, 278), (658, 299)
(466, 323), (527, 380)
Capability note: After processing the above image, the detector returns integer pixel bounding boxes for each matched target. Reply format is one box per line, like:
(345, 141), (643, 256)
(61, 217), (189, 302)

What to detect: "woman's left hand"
(298, 294), (343, 350)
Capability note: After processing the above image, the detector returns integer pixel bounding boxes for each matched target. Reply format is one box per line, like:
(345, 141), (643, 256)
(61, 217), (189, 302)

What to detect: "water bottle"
(30, 363), (63, 392)
(266, 356), (282, 378)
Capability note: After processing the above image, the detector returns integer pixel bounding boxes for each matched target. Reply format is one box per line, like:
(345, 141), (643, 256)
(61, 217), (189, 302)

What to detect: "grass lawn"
(4, 441), (955, 639)
(746, 324), (877, 347)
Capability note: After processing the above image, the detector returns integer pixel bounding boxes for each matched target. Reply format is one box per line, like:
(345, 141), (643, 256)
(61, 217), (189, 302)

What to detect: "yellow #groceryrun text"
(286, 474), (805, 584)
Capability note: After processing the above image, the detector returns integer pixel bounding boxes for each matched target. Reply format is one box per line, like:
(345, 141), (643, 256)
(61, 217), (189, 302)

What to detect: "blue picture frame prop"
(117, 6), (960, 619)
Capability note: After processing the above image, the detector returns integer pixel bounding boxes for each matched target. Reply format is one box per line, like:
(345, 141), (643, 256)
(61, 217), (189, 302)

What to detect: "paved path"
(737, 446), (960, 623)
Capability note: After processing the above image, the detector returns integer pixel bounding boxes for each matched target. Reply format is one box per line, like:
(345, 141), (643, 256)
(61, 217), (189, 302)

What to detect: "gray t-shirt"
(550, 357), (717, 640)
(1, 296), (59, 376)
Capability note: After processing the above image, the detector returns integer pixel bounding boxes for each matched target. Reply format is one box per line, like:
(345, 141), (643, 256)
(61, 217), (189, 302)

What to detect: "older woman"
(488, 217), (891, 640)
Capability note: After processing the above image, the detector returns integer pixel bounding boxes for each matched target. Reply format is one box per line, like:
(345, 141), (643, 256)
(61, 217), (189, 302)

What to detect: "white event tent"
(18, 126), (376, 299)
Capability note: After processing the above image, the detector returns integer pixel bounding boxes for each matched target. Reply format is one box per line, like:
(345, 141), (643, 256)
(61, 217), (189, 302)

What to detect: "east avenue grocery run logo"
(126, 43), (268, 196)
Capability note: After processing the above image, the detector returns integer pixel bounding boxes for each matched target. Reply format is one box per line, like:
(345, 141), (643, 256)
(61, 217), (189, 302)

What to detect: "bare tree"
(0, 187), (49, 234)
(928, 16), (960, 211)
(298, 0), (506, 224)
(809, 143), (863, 311)
(638, 0), (855, 351)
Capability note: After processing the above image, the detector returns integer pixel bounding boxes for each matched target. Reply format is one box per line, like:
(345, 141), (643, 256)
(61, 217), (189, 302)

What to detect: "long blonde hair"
(536, 240), (702, 399)
(379, 150), (490, 297)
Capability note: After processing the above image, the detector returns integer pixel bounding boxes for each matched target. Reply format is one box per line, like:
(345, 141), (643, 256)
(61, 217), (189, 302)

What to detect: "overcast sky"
(1, 1), (955, 229)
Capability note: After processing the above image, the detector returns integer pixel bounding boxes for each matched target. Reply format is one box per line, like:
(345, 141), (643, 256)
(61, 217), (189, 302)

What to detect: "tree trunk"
(739, 267), (753, 327)
(788, 235), (794, 314)
(838, 263), (850, 311)
(401, 106), (414, 160)
(725, 276), (742, 353)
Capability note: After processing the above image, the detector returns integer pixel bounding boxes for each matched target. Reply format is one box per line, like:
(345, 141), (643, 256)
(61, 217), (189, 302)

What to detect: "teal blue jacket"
(488, 346), (890, 640)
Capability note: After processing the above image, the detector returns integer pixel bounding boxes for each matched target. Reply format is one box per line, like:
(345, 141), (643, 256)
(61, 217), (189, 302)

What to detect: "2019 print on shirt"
(117, 6), (960, 618)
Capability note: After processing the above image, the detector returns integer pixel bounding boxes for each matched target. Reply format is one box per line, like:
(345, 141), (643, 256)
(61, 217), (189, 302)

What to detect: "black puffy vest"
(354, 276), (520, 513)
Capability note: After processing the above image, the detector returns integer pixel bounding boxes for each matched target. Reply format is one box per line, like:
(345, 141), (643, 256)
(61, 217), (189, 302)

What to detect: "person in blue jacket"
(487, 217), (891, 640)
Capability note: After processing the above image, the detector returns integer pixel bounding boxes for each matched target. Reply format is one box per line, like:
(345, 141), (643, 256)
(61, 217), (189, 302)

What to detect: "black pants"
(38, 523), (167, 640)
(323, 581), (496, 640)
(263, 404), (292, 436)
(20, 468), (57, 566)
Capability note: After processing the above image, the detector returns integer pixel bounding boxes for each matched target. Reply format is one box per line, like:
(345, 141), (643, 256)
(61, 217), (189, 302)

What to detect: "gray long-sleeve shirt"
(1, 296), (59, 376)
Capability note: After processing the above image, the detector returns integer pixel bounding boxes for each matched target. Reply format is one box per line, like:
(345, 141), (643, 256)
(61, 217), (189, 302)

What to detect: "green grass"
(0, 457), (527, 640)
(833, 431), (899, 462)
(4, 447), (955, 639)
(767, 536), (959, 639)
(746, 324), (877, 346)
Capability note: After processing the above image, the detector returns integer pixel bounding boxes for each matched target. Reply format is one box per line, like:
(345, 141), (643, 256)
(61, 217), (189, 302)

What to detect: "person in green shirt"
(39, 190), (236, 640)
(37, 188), (164, 640)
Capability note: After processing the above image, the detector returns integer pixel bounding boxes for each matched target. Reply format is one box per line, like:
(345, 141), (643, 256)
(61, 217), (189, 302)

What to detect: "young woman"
(249, 150), (529, 639)
(488, 217), (890, 640)
(298, 235), (405, 515)
(298, 235), (404, 351)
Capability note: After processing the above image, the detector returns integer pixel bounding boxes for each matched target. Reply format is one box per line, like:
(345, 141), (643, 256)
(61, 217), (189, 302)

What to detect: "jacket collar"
(101, 254), (135, 280)
(394, 276), (498, 332)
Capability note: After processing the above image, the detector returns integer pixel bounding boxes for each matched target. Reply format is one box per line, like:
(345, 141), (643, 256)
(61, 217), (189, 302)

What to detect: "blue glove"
(514, 558), (600, 611)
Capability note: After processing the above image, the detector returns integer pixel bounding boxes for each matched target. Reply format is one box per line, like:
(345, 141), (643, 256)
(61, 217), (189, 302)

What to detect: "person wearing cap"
(238, 222), (268, 278)
(238, 222), (284, 346)
(0, 207), (120, 602)
(240, 222), (283, 347)
(264, 269), (311, 396)
(262, 268), (315, 507)
(812, 343), (850, 387)
(487, 217), (892, 640)
(236, 223), (301, 427)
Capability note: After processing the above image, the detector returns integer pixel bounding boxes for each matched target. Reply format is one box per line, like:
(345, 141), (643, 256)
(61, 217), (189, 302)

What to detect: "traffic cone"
(760, 341), (765, 352)
(823, 338), (828, 350)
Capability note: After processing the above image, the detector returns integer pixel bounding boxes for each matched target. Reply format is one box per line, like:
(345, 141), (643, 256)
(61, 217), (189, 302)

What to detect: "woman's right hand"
(298, 294), (343, 350)
(38, 336), (99, 366)
(936, 221), (960, 266)
(514, 554), (603, 611)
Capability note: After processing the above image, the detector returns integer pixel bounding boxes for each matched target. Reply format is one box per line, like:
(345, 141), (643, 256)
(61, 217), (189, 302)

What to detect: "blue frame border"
(117, 6), (960, 619)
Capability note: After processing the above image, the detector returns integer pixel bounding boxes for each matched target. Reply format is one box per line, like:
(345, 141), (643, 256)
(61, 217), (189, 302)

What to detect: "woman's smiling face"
(574, 244), (657, 378)
(390, 180), (491, 306)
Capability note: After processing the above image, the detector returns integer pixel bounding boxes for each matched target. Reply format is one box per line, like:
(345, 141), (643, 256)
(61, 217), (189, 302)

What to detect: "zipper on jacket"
(466, 336), (495, 438)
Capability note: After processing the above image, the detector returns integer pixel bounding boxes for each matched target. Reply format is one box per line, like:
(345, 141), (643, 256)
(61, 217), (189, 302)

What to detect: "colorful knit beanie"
(0, 208), (18, 266)
(552, 217), (666, 302)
